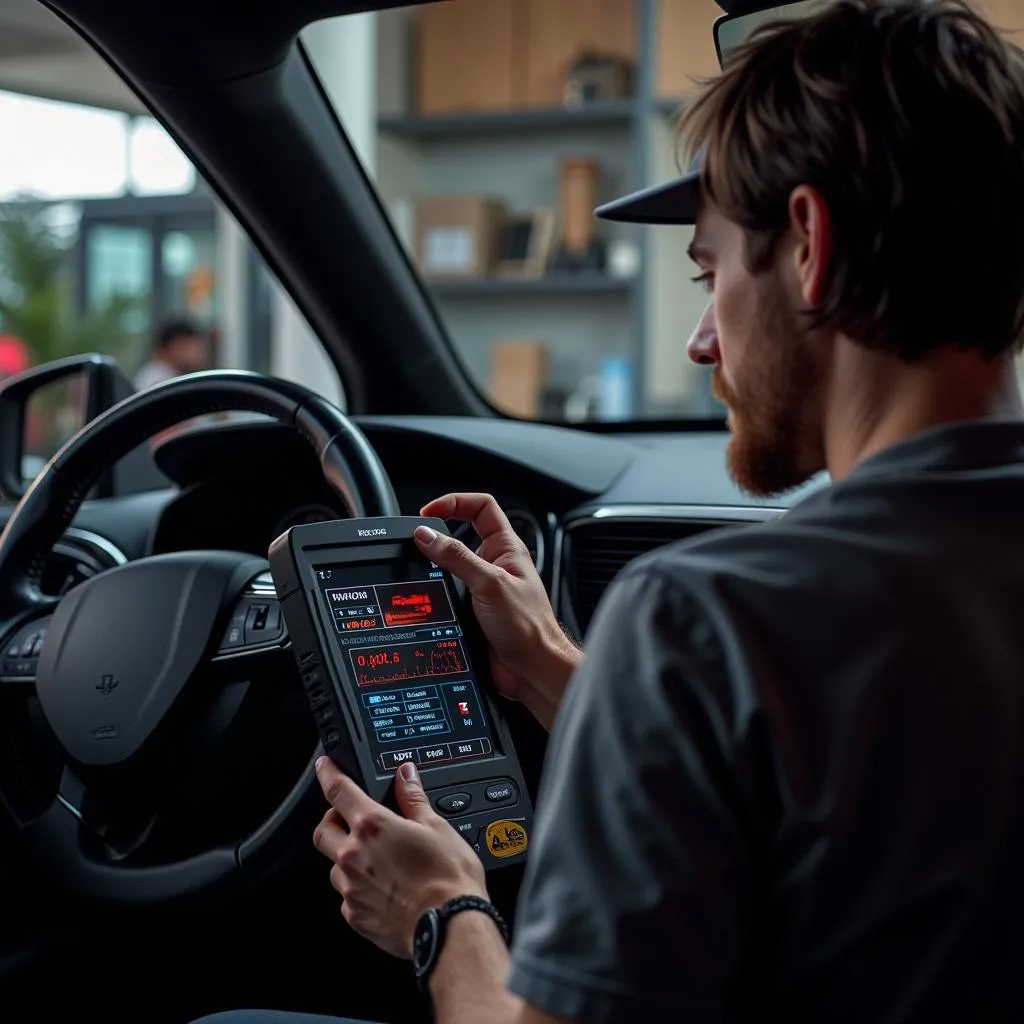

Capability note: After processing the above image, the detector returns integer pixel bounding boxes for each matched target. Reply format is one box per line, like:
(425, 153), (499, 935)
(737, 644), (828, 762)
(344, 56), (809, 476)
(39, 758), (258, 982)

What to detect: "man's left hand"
(313, 757), (489, 960)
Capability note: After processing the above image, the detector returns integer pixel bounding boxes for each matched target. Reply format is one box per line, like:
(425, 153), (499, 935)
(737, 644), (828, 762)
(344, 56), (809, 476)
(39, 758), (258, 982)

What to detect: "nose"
(686, 303), (719, 366)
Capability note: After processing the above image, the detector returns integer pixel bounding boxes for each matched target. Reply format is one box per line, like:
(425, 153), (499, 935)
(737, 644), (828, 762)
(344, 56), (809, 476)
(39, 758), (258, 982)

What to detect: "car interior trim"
(551, 503), (784, 622)
(61, 527), (129, 568)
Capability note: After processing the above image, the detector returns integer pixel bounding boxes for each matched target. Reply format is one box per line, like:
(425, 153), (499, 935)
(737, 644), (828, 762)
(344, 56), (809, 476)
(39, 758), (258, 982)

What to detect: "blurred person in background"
(134, 316), (209, 391)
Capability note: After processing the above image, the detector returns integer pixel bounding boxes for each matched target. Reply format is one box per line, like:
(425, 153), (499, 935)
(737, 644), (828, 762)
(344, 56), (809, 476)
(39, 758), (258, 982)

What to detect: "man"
(134, 316), (215, 443)
(197, 1), (1024, 1021)
(134, 316), (208, 391)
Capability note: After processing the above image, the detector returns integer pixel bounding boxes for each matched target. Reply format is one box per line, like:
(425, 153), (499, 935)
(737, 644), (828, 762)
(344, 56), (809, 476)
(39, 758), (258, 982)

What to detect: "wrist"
(518, 630), (582, 730)
(410, 879), (488, 955)
(539, 626), (583, 694)
(425, 901), (511, 1003)
(413, 894), (508, 993)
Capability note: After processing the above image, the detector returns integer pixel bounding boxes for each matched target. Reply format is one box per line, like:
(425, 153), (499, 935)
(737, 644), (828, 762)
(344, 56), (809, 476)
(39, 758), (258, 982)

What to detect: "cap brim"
(594, 168), (700, 225)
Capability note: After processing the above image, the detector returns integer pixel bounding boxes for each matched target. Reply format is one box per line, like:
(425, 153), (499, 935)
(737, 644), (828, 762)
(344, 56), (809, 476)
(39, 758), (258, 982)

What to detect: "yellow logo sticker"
(484, 819), (528, 858)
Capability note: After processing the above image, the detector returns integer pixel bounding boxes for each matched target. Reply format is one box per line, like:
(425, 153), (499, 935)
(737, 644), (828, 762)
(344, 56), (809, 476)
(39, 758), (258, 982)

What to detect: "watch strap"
(437, 894), (509, 944)
(415, 895), (509, 991)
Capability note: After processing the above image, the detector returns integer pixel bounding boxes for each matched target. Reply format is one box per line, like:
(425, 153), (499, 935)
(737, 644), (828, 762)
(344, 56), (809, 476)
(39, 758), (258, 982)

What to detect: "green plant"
(0, 199), (139, 368)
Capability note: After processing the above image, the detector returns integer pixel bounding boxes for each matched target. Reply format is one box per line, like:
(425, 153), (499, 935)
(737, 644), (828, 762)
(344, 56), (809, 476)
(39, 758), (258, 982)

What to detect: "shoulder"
(590, 488), (891, 707)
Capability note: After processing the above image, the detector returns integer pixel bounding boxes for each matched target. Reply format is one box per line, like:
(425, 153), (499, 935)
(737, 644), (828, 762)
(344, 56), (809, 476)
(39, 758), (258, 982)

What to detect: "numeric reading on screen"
(318, 562), (496, 776)
(351, 639), (467, 685)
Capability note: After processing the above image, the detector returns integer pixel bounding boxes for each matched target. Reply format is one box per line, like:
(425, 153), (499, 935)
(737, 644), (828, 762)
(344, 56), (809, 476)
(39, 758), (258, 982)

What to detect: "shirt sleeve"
(507, 566), (764, 1024)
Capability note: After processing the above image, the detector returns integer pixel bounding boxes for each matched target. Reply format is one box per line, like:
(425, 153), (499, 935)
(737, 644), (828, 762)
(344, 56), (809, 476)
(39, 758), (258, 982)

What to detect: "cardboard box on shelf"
(490, 340), (550, 419)
(413, 196), (508, 279)
(416, 0), (525, 114)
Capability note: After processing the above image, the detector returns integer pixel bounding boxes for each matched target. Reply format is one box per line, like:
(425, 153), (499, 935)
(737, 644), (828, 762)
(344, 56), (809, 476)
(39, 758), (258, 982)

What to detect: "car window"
(0, 0), (344, 480)
(302, 0), (1024, 424)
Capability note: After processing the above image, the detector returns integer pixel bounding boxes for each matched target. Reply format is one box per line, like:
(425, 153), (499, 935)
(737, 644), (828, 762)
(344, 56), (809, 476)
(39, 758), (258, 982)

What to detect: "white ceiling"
(0, 0), (145, 113)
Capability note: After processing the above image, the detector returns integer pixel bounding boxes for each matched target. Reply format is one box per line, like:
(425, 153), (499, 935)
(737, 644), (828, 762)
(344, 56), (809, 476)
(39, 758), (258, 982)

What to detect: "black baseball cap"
(595, 154), (702, 226)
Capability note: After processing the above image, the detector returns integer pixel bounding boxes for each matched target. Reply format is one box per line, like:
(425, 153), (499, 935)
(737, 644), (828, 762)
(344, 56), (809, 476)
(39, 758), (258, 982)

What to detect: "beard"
(713, 274), (826, 497)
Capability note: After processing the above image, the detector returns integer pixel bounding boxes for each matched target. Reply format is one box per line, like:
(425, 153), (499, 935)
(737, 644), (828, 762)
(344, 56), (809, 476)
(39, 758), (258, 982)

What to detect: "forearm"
(518, 632), (584, 731)
(429, 912), (522, 1024)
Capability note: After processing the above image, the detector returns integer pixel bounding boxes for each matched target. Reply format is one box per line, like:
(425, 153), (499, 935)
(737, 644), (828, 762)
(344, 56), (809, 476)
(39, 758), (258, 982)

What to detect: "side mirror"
(0, 353), (137, 501)
(714, 1), (825, 66)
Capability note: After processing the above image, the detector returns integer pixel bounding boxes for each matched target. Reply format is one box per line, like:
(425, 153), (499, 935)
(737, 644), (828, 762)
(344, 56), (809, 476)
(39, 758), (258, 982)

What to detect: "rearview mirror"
(714, 1), (826, 65)
(0, 353), (136, 500)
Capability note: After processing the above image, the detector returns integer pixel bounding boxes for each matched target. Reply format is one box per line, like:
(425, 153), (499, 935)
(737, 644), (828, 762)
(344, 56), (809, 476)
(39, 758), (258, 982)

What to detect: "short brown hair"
(680, 0), (1024, 359)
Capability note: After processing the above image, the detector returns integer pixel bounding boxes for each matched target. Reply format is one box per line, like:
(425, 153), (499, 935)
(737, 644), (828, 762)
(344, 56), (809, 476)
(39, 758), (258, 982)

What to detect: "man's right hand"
(414, 493), (582, 732)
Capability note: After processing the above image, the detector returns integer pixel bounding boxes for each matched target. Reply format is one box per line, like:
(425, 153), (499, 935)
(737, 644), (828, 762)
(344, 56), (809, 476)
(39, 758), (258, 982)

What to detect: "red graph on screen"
(351, 639), (468, 687)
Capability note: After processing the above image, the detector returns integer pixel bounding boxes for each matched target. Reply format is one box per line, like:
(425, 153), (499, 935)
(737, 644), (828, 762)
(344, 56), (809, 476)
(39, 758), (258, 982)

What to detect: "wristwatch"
(412, 894), (509, 991)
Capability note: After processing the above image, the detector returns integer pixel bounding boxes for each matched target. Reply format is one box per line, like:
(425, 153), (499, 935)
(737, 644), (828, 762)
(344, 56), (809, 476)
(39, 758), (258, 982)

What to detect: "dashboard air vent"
(41, 531), (125, 597)
(566, 517), (736, 632)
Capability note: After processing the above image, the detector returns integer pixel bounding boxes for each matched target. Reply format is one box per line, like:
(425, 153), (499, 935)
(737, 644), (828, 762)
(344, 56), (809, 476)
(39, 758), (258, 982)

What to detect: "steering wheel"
(0, 370), (399, 904)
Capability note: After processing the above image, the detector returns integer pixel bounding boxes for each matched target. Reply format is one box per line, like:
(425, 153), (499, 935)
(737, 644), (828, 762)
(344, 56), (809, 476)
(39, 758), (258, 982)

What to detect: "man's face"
(686, 202), (826, 496)
(167, 331), (208, 373)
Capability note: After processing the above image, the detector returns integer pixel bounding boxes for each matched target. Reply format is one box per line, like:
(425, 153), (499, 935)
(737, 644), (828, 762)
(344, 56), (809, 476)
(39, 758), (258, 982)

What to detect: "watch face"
(413, 908), (439, 976)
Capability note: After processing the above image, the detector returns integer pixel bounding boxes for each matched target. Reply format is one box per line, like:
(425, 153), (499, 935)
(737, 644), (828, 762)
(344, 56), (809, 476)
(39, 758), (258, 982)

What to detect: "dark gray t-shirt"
(507, 420), (1024, 1024)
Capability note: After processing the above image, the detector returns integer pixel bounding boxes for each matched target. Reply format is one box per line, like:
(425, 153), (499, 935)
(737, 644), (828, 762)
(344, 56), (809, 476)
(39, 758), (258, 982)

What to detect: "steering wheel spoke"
(57, 764), (164, 861)
(34, 760), (150, 836)
(26, 761), (240, 903)
(53, 763), (86, 821)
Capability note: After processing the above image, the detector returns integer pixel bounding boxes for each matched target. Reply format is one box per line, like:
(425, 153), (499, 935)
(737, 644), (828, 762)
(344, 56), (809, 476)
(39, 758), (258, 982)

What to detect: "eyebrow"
(688, 241), (713, 265)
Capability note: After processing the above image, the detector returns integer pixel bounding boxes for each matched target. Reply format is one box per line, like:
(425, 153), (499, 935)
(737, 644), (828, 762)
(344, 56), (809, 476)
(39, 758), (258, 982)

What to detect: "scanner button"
(379, 749), (418, 772)
(485, 780), (518, 805)
(454, 820), (478, 842)
(416, 744), (451, 765)
(436, 792), (472, 816)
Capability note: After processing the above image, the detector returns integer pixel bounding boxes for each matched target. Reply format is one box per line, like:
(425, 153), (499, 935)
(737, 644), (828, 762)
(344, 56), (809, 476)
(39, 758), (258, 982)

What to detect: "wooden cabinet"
(656, 0), (722, 98)
(416, 0), (523, 114)
(977, 0), (1024, 33)
(416, 0), (640, 115)
(522, 0), (637, 107)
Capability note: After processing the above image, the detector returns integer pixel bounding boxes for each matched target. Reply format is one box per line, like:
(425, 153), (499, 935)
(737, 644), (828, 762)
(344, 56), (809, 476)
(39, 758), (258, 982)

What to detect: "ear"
(788, 185), (832, 307)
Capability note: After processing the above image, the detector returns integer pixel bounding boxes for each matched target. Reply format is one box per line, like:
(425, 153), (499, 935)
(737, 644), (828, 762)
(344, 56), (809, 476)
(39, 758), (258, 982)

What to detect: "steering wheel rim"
(0, 369), (400, 904)
(0, 369), (397, 615)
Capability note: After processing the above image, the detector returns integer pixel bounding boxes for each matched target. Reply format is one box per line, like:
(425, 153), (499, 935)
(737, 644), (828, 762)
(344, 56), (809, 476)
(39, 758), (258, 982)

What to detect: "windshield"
(302, 3), (727, 423)
(12, 0), (1024, 446)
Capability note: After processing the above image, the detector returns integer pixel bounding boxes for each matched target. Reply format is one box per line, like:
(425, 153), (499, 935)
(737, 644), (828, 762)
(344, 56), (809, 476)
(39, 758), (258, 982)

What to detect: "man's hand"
(416, 493), (582, 730)
(312, 756), (488, 960)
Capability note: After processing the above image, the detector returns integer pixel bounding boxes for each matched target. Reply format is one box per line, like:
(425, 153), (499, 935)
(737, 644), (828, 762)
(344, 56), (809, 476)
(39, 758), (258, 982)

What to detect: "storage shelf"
(378, 100), (637, 140)
(427, 273), (635, 297)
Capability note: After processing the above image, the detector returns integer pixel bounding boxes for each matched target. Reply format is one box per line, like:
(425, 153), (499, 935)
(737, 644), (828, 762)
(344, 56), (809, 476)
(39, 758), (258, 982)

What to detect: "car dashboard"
(0, 414), (824, 646)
